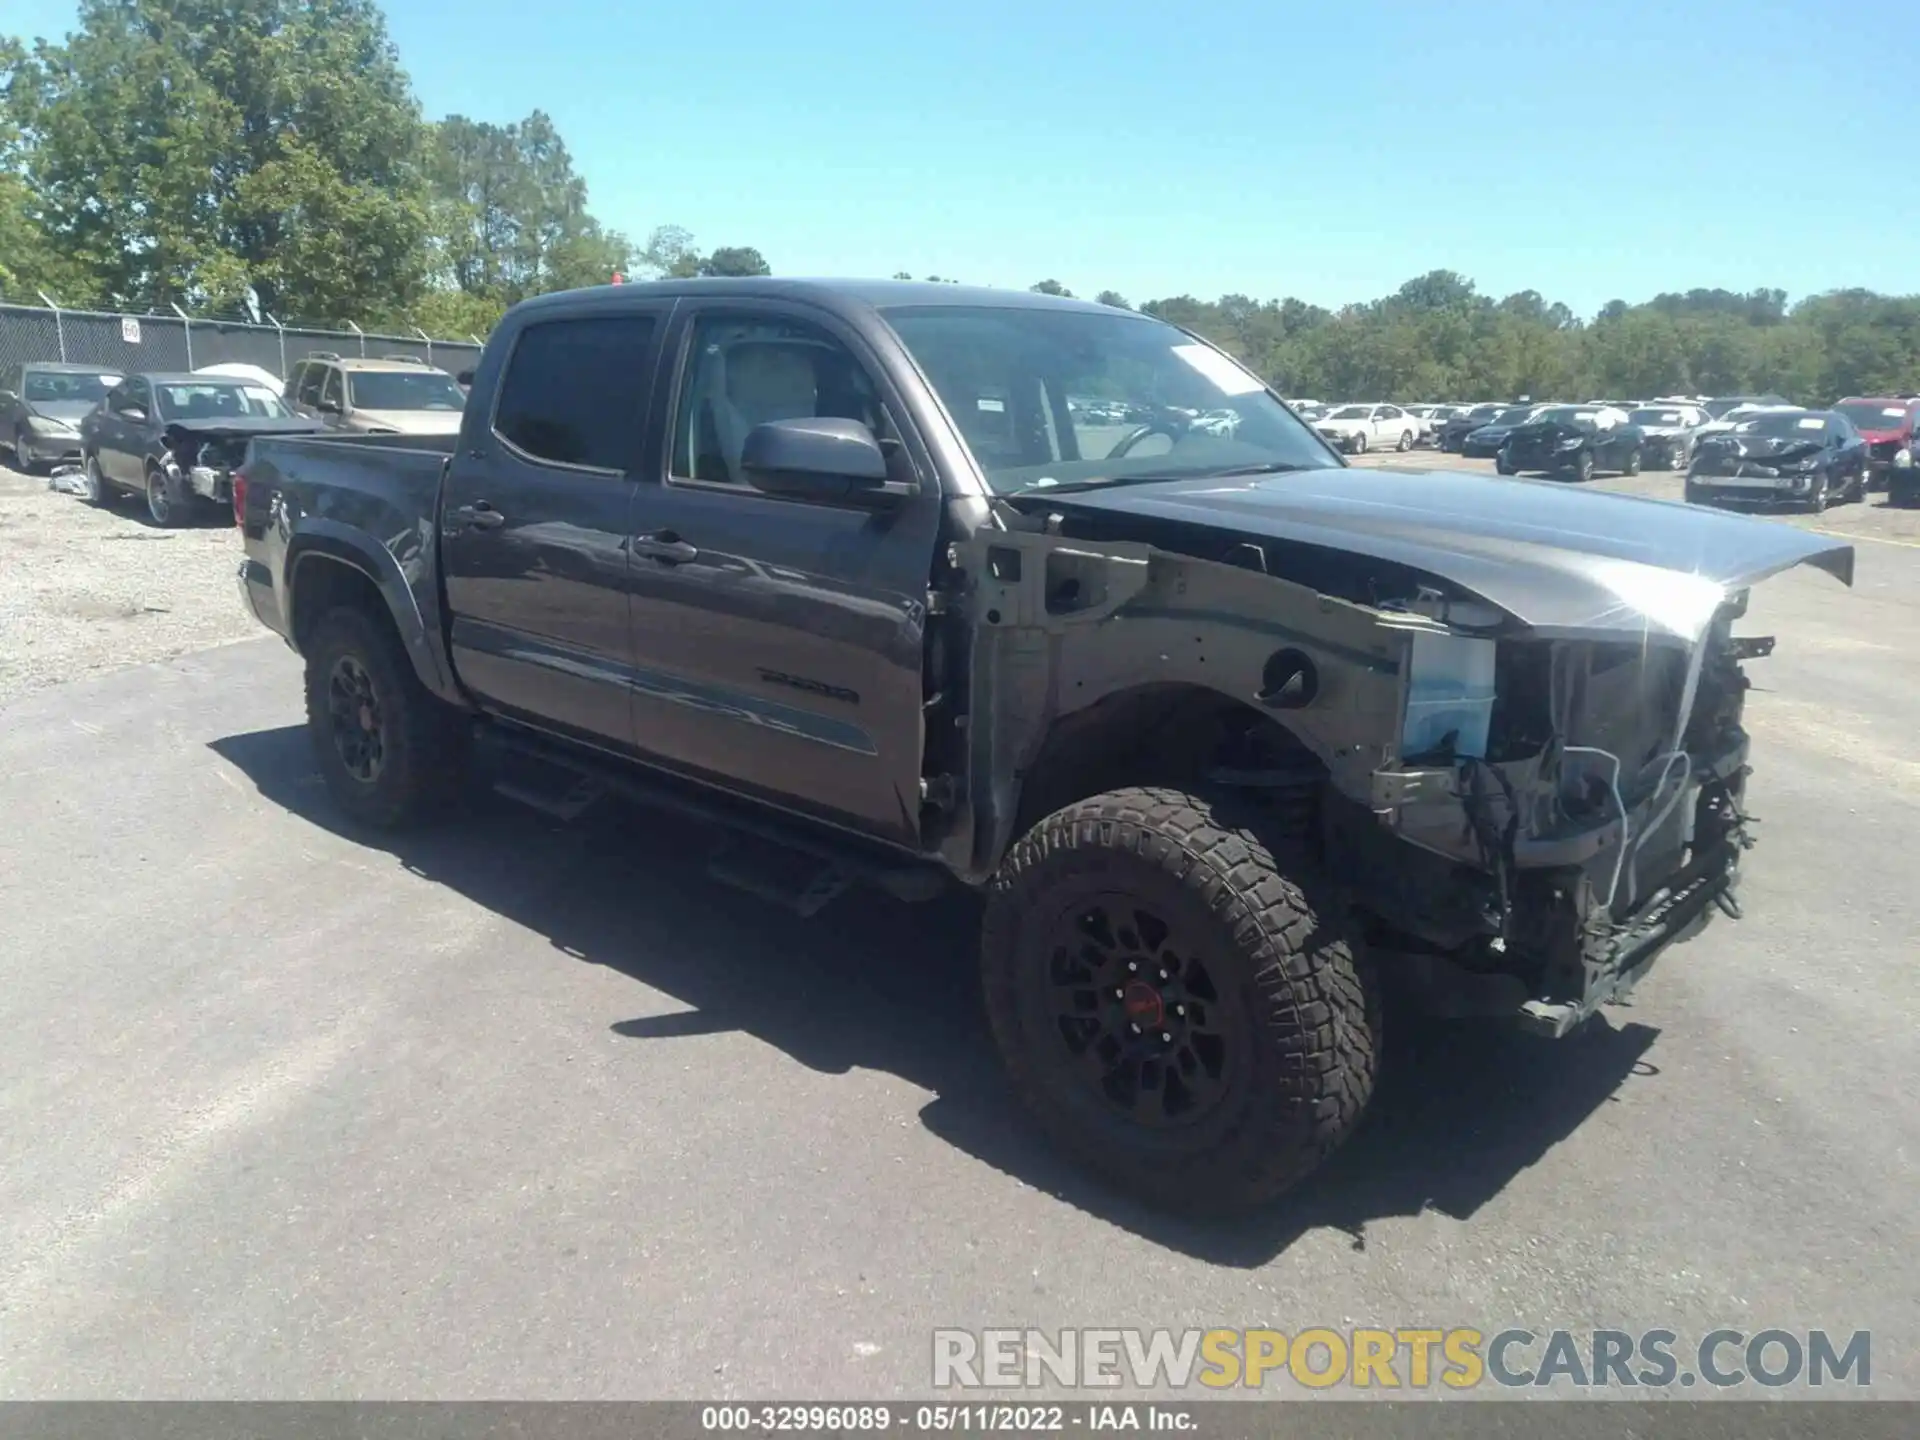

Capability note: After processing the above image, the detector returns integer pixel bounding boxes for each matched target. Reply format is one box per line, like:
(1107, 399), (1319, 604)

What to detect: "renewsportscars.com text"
(932, 1327), (1871, 1391)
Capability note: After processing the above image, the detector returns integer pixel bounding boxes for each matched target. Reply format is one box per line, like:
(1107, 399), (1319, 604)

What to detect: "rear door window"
(493, 315), (660, 472)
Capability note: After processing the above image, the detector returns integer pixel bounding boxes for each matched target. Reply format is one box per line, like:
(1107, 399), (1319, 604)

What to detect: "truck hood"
(1023, 465), (1854, 644)
(355, 409), (464, 435)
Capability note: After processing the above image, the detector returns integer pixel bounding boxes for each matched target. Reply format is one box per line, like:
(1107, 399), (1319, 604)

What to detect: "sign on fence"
(120, 316), (141, 344)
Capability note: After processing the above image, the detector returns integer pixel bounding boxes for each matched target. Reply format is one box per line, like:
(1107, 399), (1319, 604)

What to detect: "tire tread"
(981, 785), (1379, 1212)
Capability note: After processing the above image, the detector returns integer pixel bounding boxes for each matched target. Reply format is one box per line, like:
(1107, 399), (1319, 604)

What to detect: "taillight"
(231, 470), (248, 527)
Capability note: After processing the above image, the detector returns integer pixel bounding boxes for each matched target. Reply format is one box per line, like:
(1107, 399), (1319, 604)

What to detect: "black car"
(0, 361), (125, 470)
(1499, 406), (1645, 481)
(1700, 394), (1792, 420)
(1460, 404), (1541, 459)
(1686, 409), (1868, 512)
(1437, 403), (1506, 452)
(77, 372), (322, 525)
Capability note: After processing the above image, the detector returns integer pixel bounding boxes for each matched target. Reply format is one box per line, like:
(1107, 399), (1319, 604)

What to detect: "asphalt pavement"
(2, 455), (1917, 1400)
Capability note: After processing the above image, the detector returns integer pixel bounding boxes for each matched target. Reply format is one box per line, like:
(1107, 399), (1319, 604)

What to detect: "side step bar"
(472, 723), (951, 914)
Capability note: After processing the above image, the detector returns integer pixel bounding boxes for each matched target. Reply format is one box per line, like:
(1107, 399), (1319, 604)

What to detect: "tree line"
(0, 0), (766, 333)
(5, 3), (1915, 403)
(1024, 274), (1920, 407)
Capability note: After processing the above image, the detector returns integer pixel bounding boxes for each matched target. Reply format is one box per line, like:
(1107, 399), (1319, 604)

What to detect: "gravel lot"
(0, 460), (258, 705)
(2, 445), (1917, 1404)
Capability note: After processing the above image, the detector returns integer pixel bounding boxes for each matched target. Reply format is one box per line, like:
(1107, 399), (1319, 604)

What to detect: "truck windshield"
(879, 304), (1337, 492)
(347, 370), (467, 411)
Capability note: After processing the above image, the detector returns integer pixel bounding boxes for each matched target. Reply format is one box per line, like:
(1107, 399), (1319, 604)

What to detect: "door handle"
(631, 532), (698, 564)
(451, 501), (506, 530)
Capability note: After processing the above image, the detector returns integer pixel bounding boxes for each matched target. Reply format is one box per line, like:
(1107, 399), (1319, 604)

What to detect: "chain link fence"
(0, 300), (485, 383)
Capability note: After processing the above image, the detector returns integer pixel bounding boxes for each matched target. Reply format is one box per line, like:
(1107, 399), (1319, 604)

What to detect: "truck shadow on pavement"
(211, 724), (1659, 1267)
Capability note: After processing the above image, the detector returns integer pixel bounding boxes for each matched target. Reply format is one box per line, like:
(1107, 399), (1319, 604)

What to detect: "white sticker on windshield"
(1171, 344), (1266, 396)
(1884, 407), (1907, 418)
(1797, 417), (1825, 430)
(977, 397), (1005, 413)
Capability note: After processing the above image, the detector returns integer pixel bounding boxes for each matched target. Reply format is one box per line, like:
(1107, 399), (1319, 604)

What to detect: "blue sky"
(11, 0), (1916, 315)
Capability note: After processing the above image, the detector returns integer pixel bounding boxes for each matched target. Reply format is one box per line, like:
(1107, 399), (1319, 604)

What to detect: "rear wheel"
(303, 606), (469, 830)
(981, 786), (1380, 1214)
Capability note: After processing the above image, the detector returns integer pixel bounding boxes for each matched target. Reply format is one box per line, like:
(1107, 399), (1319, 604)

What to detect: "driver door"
(622, 300), (947, 847)
(100, 379), (151, 484)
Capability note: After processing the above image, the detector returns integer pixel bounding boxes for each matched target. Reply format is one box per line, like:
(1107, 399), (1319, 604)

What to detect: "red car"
(1833, 396), (1919, 501)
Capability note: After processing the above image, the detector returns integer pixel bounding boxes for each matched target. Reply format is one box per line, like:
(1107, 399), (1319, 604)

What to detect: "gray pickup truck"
(235, 278), (1853, 1212)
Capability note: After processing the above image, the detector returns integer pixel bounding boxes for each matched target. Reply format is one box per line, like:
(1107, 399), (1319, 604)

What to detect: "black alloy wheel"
(1036, 898), (1235, 1128)
(326, 654), (387, 784)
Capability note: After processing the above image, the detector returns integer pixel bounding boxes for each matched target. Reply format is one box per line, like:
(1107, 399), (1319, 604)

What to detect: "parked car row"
(0, 351), (469, 525)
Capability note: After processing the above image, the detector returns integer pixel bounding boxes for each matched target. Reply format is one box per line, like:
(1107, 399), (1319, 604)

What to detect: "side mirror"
(740, 417), (912, 505)
(120, 405), (147, 422)
(316, 398), (341, 414)
(456, 369), (475, 388)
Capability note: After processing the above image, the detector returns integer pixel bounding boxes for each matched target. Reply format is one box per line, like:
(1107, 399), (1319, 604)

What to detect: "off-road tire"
(303, 605), (468, 830)
(981, 786), (1380, 1214)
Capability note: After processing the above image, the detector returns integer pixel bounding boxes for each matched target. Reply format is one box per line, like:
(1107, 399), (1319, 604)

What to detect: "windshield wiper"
(1012, 461), (1311, 496)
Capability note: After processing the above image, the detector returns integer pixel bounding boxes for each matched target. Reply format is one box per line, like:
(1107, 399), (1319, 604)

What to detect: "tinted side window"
(495, 316), (657, 471)
(321, 368), (344, 409)
(670, 312), (886, 485)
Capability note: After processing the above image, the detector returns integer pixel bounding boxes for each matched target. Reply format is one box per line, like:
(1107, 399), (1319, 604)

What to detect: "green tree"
(1094, 290), (1130, 309)
(424, 110), (629, 310)
(18, 0), (432, 322)
(700, 245), (771, 277)
(1030, 279), (1074, 297)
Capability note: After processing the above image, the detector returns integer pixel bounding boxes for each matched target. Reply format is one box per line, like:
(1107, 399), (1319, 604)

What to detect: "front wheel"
(981, 786), (1381, 1214)
(83, 452), (112, 506)
(145, 464), (191, 527)
(1806, 472), (1829, 514)
(1495, 453), (1516, 476)
(1350, 432), (1368, 455)
(1572, 449), (1595, 483)
(1622, 447), (1642, 477)
(303, 606), (469, 830)
(1396, 429), (1413, 452)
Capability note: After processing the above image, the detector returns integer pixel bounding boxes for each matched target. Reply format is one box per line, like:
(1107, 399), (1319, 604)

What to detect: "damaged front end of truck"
(944, 470), (1854, 1037)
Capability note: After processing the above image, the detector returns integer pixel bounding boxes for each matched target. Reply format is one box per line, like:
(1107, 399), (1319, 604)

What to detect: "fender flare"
(284, 521), (465, 707)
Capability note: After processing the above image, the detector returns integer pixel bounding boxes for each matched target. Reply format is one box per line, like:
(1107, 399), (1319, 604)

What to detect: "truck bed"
(237, 430), (458, 701)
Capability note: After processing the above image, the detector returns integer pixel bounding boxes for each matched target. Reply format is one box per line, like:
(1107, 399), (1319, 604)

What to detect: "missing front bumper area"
(1515, 837), (1742, 1037)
